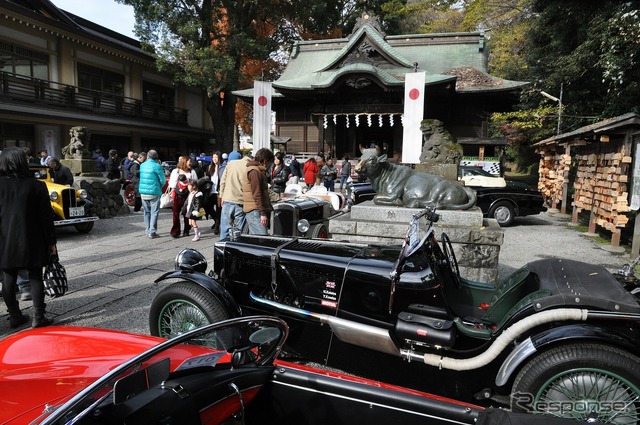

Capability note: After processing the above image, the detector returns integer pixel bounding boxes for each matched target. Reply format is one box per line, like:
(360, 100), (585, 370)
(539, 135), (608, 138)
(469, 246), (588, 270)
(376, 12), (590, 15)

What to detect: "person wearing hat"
(228, 151), (242, 161)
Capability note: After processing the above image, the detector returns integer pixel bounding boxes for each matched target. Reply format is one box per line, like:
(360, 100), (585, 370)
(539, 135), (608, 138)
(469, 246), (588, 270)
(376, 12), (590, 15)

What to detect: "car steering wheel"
(441, 233), (461, 289)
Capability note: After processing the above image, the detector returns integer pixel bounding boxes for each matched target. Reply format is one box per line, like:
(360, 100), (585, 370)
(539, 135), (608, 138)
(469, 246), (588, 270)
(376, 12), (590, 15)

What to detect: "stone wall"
(76, 177), (130, 218)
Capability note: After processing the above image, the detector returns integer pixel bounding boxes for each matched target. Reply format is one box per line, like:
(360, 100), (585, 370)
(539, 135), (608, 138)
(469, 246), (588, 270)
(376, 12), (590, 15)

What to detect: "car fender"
(154, 270), (242, 317)
(486, 195), (518, 216)
(495, 324), (637, 387)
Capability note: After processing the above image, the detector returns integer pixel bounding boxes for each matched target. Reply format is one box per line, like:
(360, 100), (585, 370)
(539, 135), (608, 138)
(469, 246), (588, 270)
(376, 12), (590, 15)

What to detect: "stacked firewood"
(572, 149), (631, 229)
(537, 148), (569, 206)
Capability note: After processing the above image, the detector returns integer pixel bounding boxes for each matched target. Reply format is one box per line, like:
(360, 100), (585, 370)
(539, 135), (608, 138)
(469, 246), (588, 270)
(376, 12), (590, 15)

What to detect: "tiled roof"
(534, 113), (640, 146)
(239, 16), (527, 97)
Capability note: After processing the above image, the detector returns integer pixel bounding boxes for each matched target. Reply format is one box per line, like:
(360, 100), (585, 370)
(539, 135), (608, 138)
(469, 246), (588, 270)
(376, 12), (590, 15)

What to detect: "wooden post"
(589, 210), (597, 233)
(612, 228), (621, 247)
(632, 215), (640, 257)
(560, 144), (570, 214)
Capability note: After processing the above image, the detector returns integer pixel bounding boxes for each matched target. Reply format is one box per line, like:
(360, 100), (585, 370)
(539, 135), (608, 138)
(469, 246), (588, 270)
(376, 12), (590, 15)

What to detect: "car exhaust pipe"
(249, 292), (401, 356)
(401, 309), (588, 370)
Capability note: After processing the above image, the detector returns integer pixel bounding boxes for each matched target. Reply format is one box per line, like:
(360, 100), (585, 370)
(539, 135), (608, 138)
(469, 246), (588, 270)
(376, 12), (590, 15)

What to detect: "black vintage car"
(352, 178), (546, 226)
(151, 207), (640, 423)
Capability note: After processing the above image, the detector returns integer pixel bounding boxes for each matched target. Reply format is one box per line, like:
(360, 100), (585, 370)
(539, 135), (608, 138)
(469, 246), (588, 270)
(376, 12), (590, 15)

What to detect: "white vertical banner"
(253, 81), (272, 153)
(402, 72), (426, 164)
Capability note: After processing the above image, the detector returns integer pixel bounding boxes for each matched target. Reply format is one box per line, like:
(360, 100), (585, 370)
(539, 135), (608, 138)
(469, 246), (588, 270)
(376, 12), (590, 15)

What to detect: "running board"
(249, 292), (401, 357)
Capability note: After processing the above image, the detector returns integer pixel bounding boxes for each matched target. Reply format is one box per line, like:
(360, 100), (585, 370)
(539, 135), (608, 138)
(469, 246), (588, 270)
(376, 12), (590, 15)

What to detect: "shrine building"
(236, 13), (529, 170)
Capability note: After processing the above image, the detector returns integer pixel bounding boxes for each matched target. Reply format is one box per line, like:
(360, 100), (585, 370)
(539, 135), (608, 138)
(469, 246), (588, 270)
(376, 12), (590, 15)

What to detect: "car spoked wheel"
(158, 299), (209, 336)
(512, 343), (640, 424)
(149, 281), (230, 339)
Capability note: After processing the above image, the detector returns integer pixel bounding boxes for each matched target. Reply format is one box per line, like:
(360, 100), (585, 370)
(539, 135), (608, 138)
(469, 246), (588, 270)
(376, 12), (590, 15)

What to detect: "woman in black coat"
(268, 152), (291, 194)
(0, 147), (57, 328)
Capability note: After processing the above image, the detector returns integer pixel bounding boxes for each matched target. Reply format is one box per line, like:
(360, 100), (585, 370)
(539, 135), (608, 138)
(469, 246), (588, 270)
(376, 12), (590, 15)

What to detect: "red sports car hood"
(0, 326), (163, 424)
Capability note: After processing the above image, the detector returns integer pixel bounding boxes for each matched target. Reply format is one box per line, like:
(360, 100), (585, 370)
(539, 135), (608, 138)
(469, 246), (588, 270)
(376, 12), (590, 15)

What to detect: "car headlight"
(79, 189), (88, 199)
(49, 191), (58, 201)
(297, 219), (310, 234)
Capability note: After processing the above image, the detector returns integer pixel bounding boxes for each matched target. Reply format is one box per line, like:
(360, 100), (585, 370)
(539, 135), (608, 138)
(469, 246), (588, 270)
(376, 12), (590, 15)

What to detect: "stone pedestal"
(61, 158), (102, 177)
(329, 202), (503, 284)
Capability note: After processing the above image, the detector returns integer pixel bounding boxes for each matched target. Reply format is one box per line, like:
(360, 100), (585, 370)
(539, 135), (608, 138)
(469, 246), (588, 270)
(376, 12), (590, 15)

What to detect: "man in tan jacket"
(243, 148), (274, 235)
(218, 151), (250, 241)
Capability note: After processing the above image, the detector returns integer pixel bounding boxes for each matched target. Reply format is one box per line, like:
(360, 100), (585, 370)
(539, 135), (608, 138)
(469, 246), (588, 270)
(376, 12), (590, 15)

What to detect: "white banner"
(402, 72), (426, 164)
(253, 81), (272, 153)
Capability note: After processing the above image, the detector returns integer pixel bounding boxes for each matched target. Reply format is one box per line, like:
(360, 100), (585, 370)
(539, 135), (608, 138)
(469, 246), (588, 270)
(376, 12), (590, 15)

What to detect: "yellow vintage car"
(29, 165), (98, 233)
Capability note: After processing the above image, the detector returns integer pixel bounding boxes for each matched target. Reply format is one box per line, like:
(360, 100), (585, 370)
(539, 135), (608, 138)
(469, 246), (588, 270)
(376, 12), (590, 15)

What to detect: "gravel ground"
(498, 210), (631, 280)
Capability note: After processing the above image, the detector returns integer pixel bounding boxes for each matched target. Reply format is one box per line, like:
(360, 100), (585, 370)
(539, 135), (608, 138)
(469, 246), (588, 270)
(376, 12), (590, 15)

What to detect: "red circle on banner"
(258, 96), (268, 106)
(409, 88), (420, 100)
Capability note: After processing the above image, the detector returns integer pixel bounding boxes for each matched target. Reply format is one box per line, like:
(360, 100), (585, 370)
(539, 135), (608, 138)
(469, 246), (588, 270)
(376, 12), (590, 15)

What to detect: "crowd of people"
(132, 148), (354, 241)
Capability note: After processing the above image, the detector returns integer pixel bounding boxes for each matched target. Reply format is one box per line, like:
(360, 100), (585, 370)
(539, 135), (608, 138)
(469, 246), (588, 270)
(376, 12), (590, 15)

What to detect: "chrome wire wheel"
(149, 281), (230, 342)
(535, 368), (640, 424)
(158, 299), (209, 338)
(512, 343), (640, 424)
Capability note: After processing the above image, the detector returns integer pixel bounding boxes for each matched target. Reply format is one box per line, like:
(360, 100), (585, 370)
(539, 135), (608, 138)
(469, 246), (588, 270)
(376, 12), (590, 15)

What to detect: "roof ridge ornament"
(349, 12), (385, 39)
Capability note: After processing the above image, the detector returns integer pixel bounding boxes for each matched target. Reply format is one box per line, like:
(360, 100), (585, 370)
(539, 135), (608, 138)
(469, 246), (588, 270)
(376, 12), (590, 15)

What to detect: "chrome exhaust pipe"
(250, 292), (401, 356)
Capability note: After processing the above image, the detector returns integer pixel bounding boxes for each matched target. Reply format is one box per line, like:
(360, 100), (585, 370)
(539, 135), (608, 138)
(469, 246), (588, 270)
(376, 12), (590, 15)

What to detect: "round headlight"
(297, 219), (310, 234)
(79, 189), (88, 199)
(49, 191), (58, 201)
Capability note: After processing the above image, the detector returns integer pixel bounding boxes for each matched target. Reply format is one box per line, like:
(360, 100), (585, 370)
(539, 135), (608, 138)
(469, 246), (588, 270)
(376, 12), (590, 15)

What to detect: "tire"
(310, 223), (329, 239)
(74, 221), (94, 233)
(123, 183), (135, 206)
(149, 281), (230, 340)
(490, 201), (515, 227)
(511, 343), (640, 424)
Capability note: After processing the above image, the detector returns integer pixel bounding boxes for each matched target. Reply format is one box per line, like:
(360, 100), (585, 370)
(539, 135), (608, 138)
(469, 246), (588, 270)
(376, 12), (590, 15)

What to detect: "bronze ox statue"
(355, 147), (477, 210)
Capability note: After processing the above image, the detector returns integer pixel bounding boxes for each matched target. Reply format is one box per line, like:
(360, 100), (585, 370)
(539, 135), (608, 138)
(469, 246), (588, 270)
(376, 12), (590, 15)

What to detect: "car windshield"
(35, 316), (287, 425)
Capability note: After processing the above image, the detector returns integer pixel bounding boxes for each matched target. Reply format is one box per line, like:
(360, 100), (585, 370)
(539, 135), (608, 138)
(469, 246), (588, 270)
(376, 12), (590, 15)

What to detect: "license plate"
(69, 207), (84, 217)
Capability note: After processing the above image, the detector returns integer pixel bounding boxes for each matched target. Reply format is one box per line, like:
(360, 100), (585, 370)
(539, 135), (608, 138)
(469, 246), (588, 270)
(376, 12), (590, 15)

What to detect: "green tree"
(490, 105), (557, 172)
(118, 0), (364, 153)
(525, 0), (640, 128)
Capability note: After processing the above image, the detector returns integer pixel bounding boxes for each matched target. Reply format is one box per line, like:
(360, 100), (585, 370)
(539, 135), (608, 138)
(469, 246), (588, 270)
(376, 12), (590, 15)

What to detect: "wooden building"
(534, 113), (640, 251)
(0, 0), (213, 161)
(236, 13), (528, 169)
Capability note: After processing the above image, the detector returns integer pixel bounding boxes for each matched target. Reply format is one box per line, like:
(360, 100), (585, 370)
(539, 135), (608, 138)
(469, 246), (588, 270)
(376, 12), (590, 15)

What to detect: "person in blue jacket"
(138, 149), (165, 238)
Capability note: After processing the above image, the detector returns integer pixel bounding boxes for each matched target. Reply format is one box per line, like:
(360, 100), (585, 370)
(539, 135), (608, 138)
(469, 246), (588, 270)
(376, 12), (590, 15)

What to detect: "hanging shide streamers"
(319, 113), (404, 127)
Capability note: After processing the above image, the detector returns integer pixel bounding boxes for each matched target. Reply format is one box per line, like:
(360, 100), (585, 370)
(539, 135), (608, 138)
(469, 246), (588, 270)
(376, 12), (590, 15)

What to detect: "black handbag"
(43, 254), (68, 298)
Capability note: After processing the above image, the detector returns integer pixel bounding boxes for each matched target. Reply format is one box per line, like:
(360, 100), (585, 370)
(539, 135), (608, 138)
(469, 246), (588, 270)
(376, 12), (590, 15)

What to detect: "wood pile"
(537, 148), (569, 206)
(572, 148), (631, 230)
